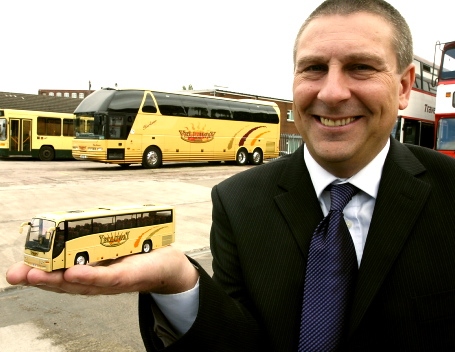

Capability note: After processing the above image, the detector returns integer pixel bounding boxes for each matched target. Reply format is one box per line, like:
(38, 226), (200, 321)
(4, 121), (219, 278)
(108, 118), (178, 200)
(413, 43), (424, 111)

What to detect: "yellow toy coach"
(22, 204), (175, 272)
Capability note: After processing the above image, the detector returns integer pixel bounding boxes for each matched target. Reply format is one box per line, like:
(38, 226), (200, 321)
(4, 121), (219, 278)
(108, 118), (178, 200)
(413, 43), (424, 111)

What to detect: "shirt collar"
(304, 139), (390, 200)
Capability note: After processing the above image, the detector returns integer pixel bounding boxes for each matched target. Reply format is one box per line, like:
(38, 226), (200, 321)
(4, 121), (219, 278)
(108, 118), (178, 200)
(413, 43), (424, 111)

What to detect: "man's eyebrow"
(295, 52), (387, 67)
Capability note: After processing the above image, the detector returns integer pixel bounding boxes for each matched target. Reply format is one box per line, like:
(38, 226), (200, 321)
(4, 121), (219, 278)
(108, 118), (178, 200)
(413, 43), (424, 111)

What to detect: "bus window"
(63, 118), (75, 136)
(437, 118), (455, 150)
(208, 99), (232, 119)
(107, 90), (142, 114)
(180, 95), (209, 118)
(115, 214), (136, 230)
(153, 92), (187, 117)
(229, 101), (252, 122)
(68, 219), (93, 240)
(38, 117), (61, 136)
(441, 48), (455, 80)
(142, 93), (157, 114)
(0, 118), (6, 140)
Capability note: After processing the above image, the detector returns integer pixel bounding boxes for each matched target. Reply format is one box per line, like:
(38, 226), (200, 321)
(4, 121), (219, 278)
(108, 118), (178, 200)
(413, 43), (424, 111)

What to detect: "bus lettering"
(99, 231), (130, 247)
(143, 120), (156, 130)
(424, 104), (435, 114)
(179, 130), (216, 143)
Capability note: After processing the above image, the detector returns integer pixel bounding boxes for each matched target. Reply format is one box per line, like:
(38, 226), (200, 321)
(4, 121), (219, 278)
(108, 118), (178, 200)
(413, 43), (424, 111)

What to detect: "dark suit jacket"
(139, 138), (455, 351)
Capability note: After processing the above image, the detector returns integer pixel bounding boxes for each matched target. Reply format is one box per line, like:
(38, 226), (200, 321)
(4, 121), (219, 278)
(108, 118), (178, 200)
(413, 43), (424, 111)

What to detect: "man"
(7, 0), (455, 350)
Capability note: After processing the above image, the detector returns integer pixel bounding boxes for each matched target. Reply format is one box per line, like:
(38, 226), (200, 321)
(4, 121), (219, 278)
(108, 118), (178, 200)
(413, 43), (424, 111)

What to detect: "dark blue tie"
(299, 183), (359, 351)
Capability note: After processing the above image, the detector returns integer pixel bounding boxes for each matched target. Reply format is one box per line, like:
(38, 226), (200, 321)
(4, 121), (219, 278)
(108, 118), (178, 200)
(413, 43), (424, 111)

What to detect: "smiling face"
(293, 12), (414, 178)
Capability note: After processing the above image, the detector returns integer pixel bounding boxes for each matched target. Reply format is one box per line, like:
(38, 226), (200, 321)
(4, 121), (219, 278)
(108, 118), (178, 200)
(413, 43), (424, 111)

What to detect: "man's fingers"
(6, 262), (32, 285)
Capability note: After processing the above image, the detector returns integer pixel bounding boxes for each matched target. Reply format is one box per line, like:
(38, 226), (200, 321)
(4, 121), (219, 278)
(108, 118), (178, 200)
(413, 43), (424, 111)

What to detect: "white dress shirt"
(304, 140), (389, 266)
(152, 140), (390, 335)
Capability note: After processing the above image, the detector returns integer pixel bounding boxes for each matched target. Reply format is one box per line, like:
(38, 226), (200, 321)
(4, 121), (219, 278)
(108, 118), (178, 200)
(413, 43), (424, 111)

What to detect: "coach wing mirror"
(45, 227), (56, 239)
(19, 222), (31, 234)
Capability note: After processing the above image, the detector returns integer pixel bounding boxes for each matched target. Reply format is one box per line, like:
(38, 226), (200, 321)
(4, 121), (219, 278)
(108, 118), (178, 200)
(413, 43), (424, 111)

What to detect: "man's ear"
(398, 63), (415, 111)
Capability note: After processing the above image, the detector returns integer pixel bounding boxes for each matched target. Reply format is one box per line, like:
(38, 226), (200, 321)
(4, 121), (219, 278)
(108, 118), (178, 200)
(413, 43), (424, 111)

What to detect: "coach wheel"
(236, 148), (249, 166)
(142, 146), (162, 169)
(74, 252), (89, 266)
(249, 148), (263, 165)
(142, 240), (153, 253)
(39, 146), (55, 161)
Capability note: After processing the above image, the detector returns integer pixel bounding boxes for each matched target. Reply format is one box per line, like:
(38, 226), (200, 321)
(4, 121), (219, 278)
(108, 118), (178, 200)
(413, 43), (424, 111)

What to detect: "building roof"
(0, 91), (82, 114)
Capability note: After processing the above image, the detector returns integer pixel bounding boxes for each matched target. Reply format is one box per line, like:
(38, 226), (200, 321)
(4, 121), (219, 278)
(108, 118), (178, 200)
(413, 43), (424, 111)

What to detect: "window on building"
(64, 92), (69, 98)
(49, 92), (55, 96)
(287, 110), (294, 121)
(79, 93), (84, 99)
(56, 92), (62, 97)
(72, 93), (77, 98)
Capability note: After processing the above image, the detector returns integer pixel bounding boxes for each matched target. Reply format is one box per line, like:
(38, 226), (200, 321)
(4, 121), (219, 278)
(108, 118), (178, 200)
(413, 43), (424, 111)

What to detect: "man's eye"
(352, 64), (374, 71)
(305, 65), (326, 72)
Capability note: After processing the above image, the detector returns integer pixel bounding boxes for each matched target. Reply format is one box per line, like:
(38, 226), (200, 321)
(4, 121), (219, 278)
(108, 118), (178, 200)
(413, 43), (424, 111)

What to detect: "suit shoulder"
(405, 144), (455, 172)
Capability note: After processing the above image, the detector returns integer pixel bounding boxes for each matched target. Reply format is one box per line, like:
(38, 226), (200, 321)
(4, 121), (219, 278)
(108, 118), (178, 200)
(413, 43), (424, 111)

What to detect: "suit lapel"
(273, 145), (323, 260)
(349, 139), (432, 335)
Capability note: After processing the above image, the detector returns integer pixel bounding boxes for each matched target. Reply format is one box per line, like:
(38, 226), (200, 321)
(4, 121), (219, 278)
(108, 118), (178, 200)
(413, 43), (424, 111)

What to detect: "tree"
(182, 84), (193, 90)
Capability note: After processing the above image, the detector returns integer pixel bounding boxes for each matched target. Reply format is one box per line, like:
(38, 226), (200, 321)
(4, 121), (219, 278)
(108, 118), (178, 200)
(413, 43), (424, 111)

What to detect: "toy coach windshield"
(25, 218), (56, 252)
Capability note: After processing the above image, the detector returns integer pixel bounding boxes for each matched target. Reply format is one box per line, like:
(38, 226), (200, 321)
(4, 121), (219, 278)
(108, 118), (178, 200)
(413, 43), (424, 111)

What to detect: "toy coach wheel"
(74, 253), (88, 266)
(142, 240), (153, 253)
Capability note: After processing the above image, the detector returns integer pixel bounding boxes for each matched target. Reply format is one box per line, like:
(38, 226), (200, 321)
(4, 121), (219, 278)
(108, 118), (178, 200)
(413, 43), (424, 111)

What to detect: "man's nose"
(317, 68), (351, 106)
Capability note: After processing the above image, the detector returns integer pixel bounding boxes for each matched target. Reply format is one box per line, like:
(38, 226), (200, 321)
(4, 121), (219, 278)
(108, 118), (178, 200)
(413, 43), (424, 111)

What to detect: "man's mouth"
(319, 116), (358, 127)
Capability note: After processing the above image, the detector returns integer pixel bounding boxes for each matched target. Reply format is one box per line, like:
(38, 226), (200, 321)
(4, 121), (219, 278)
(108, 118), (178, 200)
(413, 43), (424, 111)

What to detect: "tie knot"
(328, 183), (359, 212)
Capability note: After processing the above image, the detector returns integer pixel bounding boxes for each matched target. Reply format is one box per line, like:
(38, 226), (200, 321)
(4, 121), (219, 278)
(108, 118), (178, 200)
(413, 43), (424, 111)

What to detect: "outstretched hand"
(6, 246), (199, 295)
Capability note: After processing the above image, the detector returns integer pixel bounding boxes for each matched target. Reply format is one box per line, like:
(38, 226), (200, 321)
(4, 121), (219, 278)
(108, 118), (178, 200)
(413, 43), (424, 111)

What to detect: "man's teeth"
(320, 117), (356, 127)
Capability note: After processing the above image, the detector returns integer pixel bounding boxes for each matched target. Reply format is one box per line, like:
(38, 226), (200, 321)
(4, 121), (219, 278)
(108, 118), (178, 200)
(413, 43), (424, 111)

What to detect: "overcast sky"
(1, 0), (451, 100)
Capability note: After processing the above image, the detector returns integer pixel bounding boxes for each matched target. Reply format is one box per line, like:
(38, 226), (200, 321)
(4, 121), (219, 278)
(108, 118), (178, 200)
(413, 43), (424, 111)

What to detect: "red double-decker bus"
(435, 41), (455, 157)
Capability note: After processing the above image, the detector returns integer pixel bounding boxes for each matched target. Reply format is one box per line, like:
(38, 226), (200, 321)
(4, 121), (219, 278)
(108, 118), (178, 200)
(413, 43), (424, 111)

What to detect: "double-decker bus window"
(153, 92), (187, 117)
(441, 48), (455, 80)
(437, 118), (455, 150)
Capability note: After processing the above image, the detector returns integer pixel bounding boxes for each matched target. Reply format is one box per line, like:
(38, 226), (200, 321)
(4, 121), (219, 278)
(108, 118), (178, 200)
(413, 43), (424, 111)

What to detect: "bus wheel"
(142, 146), (162, 169)
(142, 240), (153, 253)
(249, 148), (263, 165)
(236, 148), (248, 166)
(39, 146), (55, 161)
(74, 252), (89, 266)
